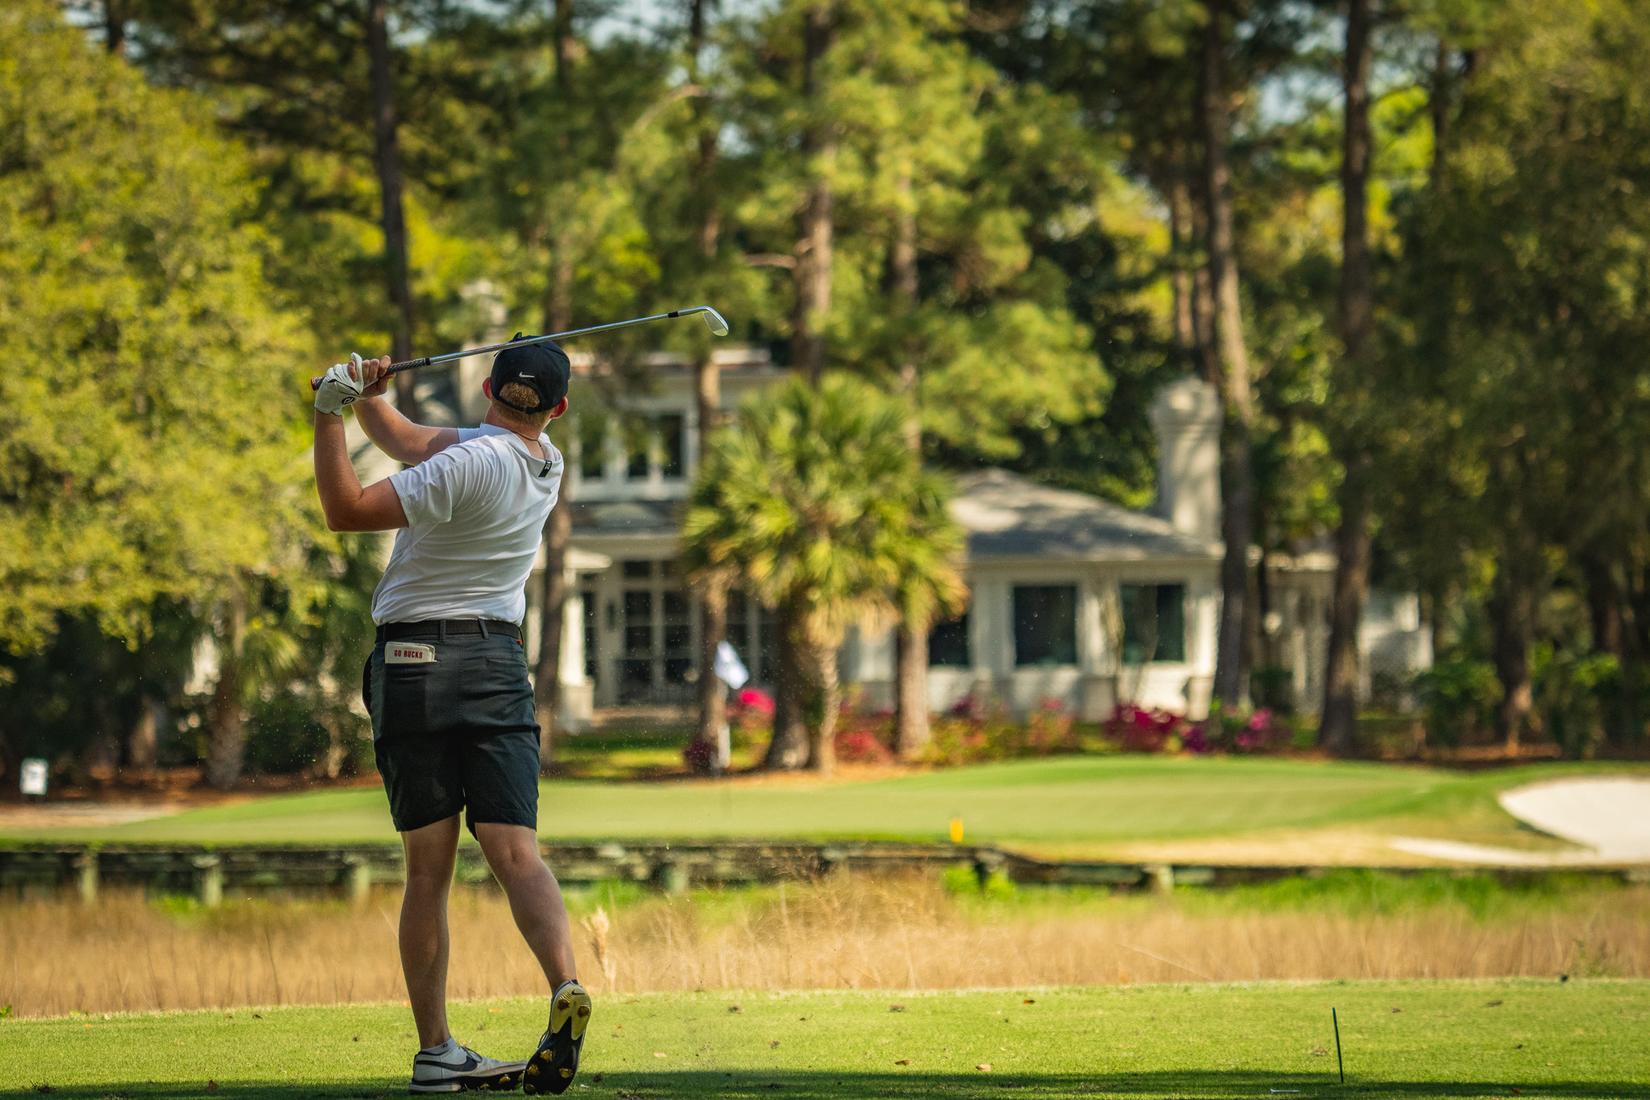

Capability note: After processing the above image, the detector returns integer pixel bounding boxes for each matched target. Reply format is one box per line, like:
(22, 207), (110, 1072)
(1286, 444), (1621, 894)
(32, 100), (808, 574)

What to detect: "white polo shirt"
(370, 424), (564, 626)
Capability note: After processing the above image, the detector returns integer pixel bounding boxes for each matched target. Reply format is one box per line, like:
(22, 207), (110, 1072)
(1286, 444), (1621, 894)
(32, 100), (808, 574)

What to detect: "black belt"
(376, 619), (521, 643)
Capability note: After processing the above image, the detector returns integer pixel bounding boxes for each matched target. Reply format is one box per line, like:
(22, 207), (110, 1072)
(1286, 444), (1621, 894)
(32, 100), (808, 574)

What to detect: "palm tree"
(683, 374), (965, 774)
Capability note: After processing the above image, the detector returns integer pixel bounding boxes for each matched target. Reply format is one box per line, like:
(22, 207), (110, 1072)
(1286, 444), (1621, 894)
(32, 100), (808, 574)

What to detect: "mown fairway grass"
(3, 981), (1647, 1098)
(3, 757), (1646, 857)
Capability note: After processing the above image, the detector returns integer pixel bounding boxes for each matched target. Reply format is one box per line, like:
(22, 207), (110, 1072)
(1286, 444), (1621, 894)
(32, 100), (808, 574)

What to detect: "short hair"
(493, 382), (555, 430)
(498, 381), (541, 411)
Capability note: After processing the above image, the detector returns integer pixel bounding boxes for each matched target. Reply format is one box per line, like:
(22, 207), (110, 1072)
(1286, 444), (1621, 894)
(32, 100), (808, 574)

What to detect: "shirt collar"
(474, 421), (552, 456)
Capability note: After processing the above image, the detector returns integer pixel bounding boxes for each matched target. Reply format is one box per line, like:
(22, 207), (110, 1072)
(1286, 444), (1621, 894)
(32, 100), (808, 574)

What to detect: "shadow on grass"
(9, 1070), (1650, 1100)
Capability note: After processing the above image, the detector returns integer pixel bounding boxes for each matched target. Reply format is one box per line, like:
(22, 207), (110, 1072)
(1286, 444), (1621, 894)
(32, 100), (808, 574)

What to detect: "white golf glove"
(314, 353), (366, 415)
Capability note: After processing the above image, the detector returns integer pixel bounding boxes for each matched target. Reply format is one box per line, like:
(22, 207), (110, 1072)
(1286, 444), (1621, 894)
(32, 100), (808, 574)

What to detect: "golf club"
(310, 305), (729, 390)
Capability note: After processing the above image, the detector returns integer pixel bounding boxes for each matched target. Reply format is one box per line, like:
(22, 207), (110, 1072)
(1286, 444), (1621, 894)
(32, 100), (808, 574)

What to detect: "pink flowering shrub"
(834, 725), (895, 764)
(925, 696), (1084, 765)
(1104, 703), (1295, 755)
(1105, 704), (1197, 753)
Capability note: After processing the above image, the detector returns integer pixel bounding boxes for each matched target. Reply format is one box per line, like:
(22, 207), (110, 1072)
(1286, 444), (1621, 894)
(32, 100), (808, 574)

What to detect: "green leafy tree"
(445, 0), (681, 763)
(1388, 0), (1650, 749)
(683, 375), (965, 773)
(0, 1), (319, 786)
(726, 0), (1108, 752)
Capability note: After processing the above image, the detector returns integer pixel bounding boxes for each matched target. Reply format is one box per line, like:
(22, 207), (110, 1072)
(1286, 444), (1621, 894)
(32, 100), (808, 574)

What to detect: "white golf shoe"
(409, 1039), (527, 1093)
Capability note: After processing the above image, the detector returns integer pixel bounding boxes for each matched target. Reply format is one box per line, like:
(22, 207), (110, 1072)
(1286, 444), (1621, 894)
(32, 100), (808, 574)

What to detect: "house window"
(928, 611), (970, 667)
(578, 413), (607, 480)
(658, 413), (685, 478)
(625, 419), (651, 480)
(1013, 585), (1077, 667)
(621, 413), (687, 481)
(1121, 583), (1187, 663)
(615, 559), (695, 704)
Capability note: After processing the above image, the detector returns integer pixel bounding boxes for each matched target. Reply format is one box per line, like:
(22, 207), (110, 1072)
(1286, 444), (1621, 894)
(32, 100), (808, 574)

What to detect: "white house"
(361, 343), (1430, 727)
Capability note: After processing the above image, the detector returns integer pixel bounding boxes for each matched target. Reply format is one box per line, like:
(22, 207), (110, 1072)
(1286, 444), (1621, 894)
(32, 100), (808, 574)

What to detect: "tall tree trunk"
(1190, 202), (1219, 385)
(893, 627), (929, 758)
(535, 501), (571, 769)
(205, 582), (248, 790)
(1320, 0), (1376, 756)
(689, 0), (729, 756)
(693, 362), (727, 754)
(103, 0), (126, 55)
(1321, 489), (1372, 751)
(1581, 549), (1638, 747)
(1429, 39), (1450, 189)
(0, 727), (20, 801)
(534, 263), (574, 769)
(693, 309), (727, 755)
(765, 600), (811, 769)
(1489, 549), (1537, 751)
(126, 696), (160, 770)
(366, 0), (419, 422)
(1167, 161), (1198, 365)
(1199, 0), (1255, 709)
(889, 169), (931, 758)
(792, 1), (835, 382)
(809, 633), (840, 775)
(533, 0), (577, 771)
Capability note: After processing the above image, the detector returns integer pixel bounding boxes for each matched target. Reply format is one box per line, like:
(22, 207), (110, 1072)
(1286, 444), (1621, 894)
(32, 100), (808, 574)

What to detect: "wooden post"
(344, 855), (371, 906)
(193, 854), (223, 908)
(74, 849), (99, 906)
(652, 860), (689, 895)
(1145, 863), (1175, 895)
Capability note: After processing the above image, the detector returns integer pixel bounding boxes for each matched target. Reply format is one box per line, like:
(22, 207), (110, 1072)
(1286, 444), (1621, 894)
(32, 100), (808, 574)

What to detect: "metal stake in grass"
(1332, 1007), (1345, 1085)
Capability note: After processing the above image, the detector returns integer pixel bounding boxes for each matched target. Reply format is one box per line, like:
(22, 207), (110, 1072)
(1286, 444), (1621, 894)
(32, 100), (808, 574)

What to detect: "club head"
(697, 307), (730, 336)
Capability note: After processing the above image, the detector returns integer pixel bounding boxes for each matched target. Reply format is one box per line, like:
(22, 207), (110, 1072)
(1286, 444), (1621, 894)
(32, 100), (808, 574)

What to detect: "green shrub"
(1249, 665), (1297, 713)
(1414, 658), (1501, 746)
(1532, 643), (1618, 760)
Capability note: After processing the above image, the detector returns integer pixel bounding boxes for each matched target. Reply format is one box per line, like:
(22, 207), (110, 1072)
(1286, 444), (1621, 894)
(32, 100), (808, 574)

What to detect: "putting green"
(4, 757), (1647, 857)
(3, 981), (1646, 1097)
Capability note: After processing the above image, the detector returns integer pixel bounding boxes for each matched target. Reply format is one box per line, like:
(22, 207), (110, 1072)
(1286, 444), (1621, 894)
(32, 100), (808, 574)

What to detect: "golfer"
(313, 338), (590, 1095)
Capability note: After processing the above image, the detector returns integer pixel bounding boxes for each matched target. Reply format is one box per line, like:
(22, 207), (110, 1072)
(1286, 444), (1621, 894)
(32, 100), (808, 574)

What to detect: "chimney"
(1148, 376), (1222, 544)
(455, 278), (509, 423)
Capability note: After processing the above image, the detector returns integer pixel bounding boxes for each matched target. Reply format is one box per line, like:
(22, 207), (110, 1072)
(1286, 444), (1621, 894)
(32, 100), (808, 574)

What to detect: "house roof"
(569, 498), (681, 538)
(952, 469), (1220, 563)
(564, 468), (1223, 565)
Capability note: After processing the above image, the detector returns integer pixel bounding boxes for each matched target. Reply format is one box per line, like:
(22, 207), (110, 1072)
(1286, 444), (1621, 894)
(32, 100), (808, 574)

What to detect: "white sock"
(420, 1036), (460, 1057)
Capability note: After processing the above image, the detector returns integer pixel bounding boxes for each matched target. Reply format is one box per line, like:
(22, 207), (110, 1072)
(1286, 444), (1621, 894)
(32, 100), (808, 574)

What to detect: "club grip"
(309, 356), (430, 390)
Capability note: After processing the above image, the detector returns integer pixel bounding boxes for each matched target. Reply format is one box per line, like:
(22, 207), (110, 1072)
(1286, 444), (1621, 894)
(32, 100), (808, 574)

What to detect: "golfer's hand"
(357, 354), (392, 398)
(309, 354), (389, 399)
(314, 354), (366, 416)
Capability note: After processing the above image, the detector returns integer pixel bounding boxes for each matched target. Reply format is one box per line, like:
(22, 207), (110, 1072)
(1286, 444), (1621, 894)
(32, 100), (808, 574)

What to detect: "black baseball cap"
(489, 333), (570, 413)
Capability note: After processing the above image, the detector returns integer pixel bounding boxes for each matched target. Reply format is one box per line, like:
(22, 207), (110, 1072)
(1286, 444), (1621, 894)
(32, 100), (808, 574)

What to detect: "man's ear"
(481, 378), (494, 400)
(547, 396), (570, 421)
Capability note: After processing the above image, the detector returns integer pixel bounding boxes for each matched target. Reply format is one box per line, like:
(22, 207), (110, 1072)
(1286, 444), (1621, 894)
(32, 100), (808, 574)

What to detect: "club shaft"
(310, 306), (723, 389)
(386, 310), (700, 376)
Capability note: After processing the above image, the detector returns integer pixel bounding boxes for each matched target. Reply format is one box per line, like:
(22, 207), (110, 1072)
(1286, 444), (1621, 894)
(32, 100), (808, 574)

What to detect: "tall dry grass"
(2, 875), (1646, 1018)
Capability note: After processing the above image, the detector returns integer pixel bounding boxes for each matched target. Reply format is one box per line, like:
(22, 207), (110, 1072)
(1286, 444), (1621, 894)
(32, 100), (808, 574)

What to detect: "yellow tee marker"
(948, 816), (965, 844)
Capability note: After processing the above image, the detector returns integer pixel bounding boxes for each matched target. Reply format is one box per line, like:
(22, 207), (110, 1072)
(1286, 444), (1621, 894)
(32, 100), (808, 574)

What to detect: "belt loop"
(438, 621), (447, 644)
(478, 619), (490, 640)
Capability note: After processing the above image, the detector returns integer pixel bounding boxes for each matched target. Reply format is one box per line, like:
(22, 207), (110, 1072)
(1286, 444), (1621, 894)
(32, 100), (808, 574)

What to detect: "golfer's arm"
(314, 411), (408, 532)
(353, 395), (459, 465)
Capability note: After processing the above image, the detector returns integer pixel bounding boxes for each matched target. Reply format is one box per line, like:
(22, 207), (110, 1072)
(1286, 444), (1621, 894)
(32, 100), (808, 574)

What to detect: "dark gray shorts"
(363, 628), (540, 835)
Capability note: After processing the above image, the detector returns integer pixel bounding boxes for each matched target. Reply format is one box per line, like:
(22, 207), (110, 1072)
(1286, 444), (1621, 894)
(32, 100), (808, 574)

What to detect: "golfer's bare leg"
(474, 822), (578, 989)
(400, 814), (461, 1049)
